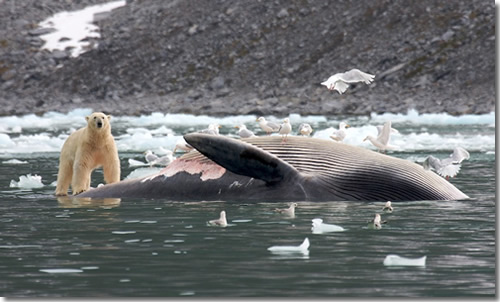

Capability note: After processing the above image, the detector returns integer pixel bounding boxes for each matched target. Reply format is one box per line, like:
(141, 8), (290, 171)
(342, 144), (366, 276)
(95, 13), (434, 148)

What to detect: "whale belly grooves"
(77, 135), (468, 201)
(240, 136), (467, 201)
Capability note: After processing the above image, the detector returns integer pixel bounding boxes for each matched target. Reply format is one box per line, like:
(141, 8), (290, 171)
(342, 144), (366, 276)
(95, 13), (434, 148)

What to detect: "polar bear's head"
(86, 112), (111, 131)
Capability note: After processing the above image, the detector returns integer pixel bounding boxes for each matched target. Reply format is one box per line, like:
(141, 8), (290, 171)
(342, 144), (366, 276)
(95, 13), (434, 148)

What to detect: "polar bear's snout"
(96, 119), (103, 128)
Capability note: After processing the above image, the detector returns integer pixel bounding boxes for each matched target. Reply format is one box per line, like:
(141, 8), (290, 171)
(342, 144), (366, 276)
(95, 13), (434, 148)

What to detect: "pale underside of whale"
(76, 134), (468, 202)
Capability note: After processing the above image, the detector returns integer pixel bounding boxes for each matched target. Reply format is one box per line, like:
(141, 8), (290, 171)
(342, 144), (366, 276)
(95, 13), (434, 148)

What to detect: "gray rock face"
(0, 0), (495, 117)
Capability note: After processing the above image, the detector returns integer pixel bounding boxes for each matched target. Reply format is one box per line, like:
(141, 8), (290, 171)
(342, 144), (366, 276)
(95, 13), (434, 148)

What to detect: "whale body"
(76, 134), (468, 202)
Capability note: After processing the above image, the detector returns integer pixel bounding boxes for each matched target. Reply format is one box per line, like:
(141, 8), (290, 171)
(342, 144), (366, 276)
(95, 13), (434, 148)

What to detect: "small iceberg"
(311, 218), (345, 234)
(2, 159), (28, 164)
(267, 237), (309, 255)
(128, 158), (150, 167)
(40, 268), (83, 274)
(383, 254), (427, 267)
(10, 174), (44, 188)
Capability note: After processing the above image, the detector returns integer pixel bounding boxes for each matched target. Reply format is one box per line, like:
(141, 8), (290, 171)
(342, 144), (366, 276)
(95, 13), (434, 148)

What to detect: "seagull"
(363, 121), (397, 153)
(311, 218), (345, 234)
(330, 122), (350, 142)
(256, 117), (280, 135)
(278, 118), (292, 142)
(267, 237), (310, 254)
(199, 123), (221, 135)
(274, 203), (297, 216)
(298, 123), (313, 136)
(207, 210), (227, 227)
(383, 201), (393, 213)
(235, 124), (255, 138)
(144, 150), (159, 166)
(173, 138), (193, 153)
(321, 68), (375, 94)
(368, 213), (387, 230)
(151, 153), (174, 166)
(423, 147), (470, 179)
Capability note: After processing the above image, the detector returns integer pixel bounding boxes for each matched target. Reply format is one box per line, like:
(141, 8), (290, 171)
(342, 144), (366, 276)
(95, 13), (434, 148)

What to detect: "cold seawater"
(0, 109), (495, 297)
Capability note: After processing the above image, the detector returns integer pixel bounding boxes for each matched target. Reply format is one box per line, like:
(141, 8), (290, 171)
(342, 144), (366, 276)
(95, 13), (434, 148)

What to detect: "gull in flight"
(298, 123), (313, 136)
(278, 118), (292, 142)
(363, 121), (397, 153)
(423, 147), (470, 179)
(207, 210), (227, 227)
(235, 124), (255, 138)
(330, 122), (350, 142)
(256, 116), (280, 135)
(321, 68), (375, 94)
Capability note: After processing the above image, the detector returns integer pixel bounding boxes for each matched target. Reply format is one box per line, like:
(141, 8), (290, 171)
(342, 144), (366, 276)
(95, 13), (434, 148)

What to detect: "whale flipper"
(184, 133), (302, 184)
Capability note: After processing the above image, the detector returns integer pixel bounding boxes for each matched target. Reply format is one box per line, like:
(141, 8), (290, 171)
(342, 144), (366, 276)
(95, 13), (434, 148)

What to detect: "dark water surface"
(0, 151), (495, 297)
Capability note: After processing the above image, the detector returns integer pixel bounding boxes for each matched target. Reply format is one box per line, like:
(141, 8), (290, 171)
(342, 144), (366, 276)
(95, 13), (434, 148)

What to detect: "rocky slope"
(0, 0), (495, 117)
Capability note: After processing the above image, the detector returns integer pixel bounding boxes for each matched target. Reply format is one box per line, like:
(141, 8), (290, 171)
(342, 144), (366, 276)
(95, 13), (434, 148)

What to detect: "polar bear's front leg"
(71, 159), (91, 195)
(103, 156), (120, 184)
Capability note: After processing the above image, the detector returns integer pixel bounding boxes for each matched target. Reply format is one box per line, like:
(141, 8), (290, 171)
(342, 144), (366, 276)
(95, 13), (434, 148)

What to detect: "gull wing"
(422, 155), (441, 171)
(437, 163), (461, 178)
(334, 80), (349, 94)
(450, 147), (470, 163)
(266, 121), (281, 131)
(339, 69), (375, 84)
(377, 121), (392, 145)
(240, 128), (255, 138)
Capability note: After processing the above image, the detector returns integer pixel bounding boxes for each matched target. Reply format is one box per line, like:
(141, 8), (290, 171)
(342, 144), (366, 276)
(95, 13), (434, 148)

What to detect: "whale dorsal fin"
(184, 133), (301, 184)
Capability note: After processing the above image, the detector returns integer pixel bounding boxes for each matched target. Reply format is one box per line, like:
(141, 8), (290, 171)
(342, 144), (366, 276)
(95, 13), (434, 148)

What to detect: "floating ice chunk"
(112, 231), (136, 235)
(125, 167), (162, 180)
(383, 254), (427, 267)
(9, 174), (44, 188)
(128, 158), (149, 167)
(268, 237), (310, 255)
(40, 268), (83, 273)
(311, 218), (345, 234)
(2, 159), (28, 164)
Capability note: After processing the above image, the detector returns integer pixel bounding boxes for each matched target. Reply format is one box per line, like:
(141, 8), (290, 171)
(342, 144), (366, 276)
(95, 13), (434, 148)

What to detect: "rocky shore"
(0, 0), (495, 117)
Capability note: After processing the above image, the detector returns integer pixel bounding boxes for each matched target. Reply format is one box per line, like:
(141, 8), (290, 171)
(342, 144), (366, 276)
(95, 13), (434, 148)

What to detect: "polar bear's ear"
(107, 115), (111, 120)
(85, 115), (90, 122)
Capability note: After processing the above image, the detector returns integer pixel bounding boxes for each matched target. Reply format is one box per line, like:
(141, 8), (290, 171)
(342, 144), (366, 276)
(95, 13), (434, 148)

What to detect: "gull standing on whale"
(235, 124), (255, 138)
(321, 68), (375, 94)
(423, 147), (470, 179)
(278, 118), (292, 142)
(199, 123), (221, 135)
(256, 117), (280, 135)
(298, 123), (313, 136)
(330, 122), (350, 142)
(173, 138), (193, 154)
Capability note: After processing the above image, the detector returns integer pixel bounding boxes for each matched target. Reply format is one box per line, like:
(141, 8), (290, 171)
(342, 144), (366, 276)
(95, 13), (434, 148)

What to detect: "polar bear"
(55, 112), (120, 196)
